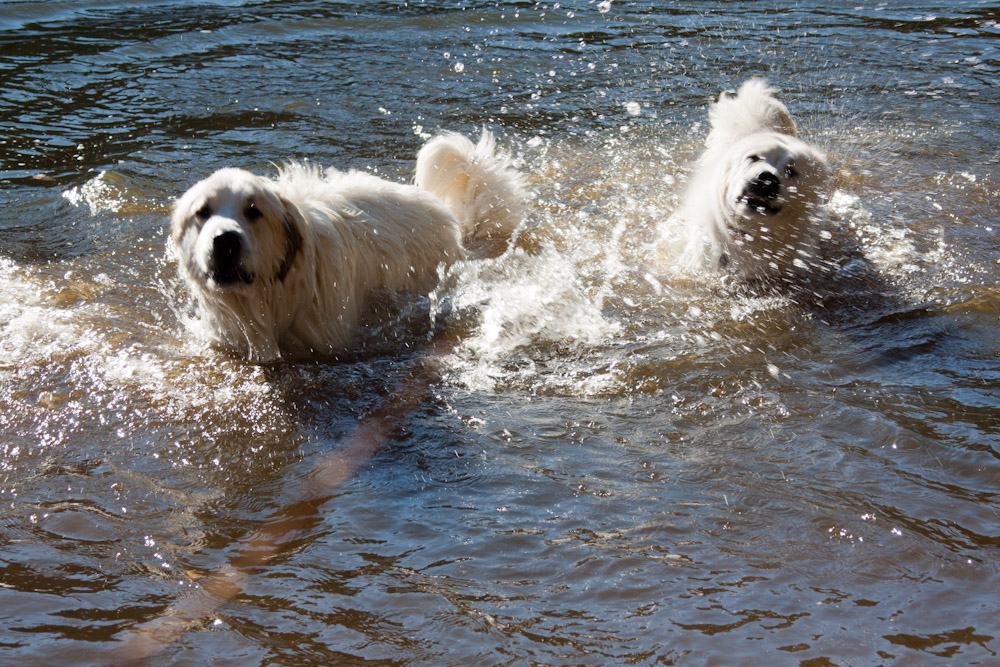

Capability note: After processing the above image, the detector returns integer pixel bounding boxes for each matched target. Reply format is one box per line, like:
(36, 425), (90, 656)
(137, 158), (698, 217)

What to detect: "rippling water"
(2, 1), (999, 664)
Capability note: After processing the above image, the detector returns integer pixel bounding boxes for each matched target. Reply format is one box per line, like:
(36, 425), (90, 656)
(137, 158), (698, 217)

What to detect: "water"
(2, 1), (999, 664)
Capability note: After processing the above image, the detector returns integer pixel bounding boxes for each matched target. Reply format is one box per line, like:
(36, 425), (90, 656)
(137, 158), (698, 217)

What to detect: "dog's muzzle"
(739, 171), (782, 215)
(208, 230), (254, 286)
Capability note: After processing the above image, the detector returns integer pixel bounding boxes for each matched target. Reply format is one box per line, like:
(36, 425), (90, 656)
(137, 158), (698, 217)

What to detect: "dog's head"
(712, 132), (830, 277)
(722, 133), (829, 224)
(171, 168), (303, 293)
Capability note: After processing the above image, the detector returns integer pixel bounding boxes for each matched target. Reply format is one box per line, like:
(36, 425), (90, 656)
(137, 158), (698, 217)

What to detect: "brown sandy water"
(1, 2), (998, 664)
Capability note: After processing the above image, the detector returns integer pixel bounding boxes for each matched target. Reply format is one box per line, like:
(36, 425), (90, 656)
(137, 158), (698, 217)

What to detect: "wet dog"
(673, 79), (831, 281)
(171, 131), (525, 360)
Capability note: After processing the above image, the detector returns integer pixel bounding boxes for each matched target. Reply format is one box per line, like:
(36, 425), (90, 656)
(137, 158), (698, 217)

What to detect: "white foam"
(0, 254), (271, 424)
(62, 171), (125, 215)
(433, 246), (620, 393)
(0, 259), (84, 368)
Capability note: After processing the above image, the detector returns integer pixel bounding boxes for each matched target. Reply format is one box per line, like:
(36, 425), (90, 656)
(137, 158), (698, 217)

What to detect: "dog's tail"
(415, 130), (527, 241)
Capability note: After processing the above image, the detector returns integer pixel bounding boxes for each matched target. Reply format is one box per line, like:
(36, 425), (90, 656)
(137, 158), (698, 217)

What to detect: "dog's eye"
(195, 204), (212, 221)
(244, 202), (263, 222)
(785, 162), (798, 178)
(748, 154), (763, 163)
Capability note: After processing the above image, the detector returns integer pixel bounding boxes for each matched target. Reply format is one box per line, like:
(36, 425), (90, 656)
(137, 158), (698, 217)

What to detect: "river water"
(1, 1), (999, 664)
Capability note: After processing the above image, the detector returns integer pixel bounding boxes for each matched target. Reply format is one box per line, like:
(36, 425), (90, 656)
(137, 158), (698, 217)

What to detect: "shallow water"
(2, 1), (999, 664)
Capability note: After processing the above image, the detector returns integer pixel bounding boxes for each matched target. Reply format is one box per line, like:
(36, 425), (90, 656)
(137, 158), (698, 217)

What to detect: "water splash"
(62, 171), (128, 215)
(432, 245), (620, 393)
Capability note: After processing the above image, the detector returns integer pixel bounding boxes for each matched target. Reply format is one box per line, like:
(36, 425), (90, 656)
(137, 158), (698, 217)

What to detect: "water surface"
(1, 1), (999, 664)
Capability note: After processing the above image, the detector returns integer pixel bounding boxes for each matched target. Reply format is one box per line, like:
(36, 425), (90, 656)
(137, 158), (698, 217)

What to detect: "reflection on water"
(2, 1), (999, 664)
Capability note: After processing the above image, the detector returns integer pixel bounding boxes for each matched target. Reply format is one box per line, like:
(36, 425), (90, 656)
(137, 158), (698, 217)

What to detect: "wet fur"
(171, 131), (525, 361)
(675, 79), (832, 281)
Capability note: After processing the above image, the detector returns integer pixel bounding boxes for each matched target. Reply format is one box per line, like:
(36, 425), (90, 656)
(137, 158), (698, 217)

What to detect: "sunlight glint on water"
(1, 2), (999, 664)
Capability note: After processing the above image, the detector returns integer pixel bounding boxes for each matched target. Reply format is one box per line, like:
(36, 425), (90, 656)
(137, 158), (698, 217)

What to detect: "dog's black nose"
(746, 171), (781, 201)
(212, 230), (242, 264)
(210, 230), (244, 284)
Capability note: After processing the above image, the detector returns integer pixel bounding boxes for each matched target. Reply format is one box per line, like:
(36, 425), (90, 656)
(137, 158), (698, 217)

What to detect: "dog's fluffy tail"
(415, 130), (526, 240)
(706, 78), (797, 150)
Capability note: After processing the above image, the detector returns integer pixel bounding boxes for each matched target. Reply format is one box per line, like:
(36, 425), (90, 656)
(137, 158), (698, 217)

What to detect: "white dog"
(171, 131), (525, 361)
(674, 79), (831, 281)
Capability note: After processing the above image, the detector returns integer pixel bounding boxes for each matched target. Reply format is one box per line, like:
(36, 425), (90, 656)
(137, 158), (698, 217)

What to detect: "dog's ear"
(276, 198), (304, 283)
(170, 186), (203, 247)
(773, 109), (797, 137)
(169, 203), (186, 247)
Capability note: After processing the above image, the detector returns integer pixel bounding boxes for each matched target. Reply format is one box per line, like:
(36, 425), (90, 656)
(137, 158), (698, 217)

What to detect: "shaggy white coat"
(674, 79), (831, 281)
(171, 131), (525, 360)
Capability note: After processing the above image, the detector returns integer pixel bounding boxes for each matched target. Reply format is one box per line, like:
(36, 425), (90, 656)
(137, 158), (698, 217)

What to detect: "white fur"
(171, 130), (525, 361)
(674, 79), (831, 281)
(415, 131), (526, 241)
